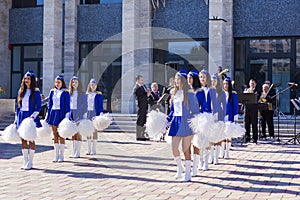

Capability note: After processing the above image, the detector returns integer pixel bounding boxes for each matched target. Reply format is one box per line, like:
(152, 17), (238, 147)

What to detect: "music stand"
(285, 99), (300, 145)
(271, 84), (294, 143)
(237, 93), (258, 145)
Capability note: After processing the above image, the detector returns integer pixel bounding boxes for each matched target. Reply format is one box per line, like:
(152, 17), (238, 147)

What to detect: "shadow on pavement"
(192, 179), (298, 195)
(43, 168), (178, 183)
(0, 142), (52, 160)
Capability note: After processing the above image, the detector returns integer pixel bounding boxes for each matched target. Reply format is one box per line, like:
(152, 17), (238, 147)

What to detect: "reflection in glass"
(24, 46), (43, 58)
(13, 46), (21, 72)
(235, 39), (245, 70)
(249, 39), (291, 53)
(168, 41), (206, 55)
(12, 73), (22, 98)
(249, 58), (268, 89)
(233, 71), (245, 93)
(272, 58), (290, 113)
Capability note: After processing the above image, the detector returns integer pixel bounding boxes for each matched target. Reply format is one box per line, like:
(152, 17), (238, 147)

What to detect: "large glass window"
(79, 42), (122, 112)
(12, 0), (65, 8)
(249, 39), (291, 53)
(80, 0), (122, 4)
(234, 39), (246, 93)
(296, 39), (300, 87)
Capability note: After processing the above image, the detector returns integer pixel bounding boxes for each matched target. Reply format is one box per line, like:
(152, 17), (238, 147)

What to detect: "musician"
(134, 75), (151, 141)
(162, 77), (175, 115)
(148, 82), (161, 111)
(217, 66), (227, 80)
(243, 79), (259, 143)
(259, 84), (275, 139)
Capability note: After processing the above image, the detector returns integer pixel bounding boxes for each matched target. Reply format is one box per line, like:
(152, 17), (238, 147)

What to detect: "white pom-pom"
(58, 118), (78, 138)
(92, 113), (112, 131)
(209, 121), (226, 143)
(2, 123), (20, 143)
(77, 119), (94, 137)
(18, 118), (37, 142)
(189, 113), (215, 149)
(37, 120), (52, 138)
(225, 122), (245, 139)
(145, 110), (168, 141)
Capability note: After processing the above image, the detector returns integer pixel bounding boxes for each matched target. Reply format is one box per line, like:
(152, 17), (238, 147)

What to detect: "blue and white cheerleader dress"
(46, 88), (70, 126)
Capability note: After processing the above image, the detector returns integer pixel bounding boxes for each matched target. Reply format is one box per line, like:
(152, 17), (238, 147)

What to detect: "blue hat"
(211, 73), (218, 79)
(188, 69), (199, 77)
(55, 74), (64, 81)
(24, 70), (35, 77)
(200, 68), (209, 74)
(71, 76), (79, 80)
(176, 69), (188, 79)
(89, 78), (97, 84)
(224, 77), (232, 82)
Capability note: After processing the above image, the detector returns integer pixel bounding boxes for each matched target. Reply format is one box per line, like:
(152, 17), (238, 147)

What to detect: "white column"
(0, 0), (11, 98)
(121, 0), (152, 113)
(209, 0), (233, 74)
(64, 0), (79, 83)
(43, 0), (63, 95)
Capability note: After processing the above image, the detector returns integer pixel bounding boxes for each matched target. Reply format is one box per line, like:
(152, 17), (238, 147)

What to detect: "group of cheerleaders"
(166, 69), (238, 182)
(15, 70), (103, 170)
(13, 68), (238, 184)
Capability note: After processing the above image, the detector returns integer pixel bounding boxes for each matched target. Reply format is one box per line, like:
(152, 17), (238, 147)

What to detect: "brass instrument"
(259, 84), (274, 110)
(218, 68), (229, 76)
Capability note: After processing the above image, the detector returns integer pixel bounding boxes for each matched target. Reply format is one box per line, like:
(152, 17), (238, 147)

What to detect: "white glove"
(83, 112), (87, 119)
(65, 112), (70, 119)
(31, 111), (39, 119)
(224, 115), (229, 122)
(234, 114), (239, 122)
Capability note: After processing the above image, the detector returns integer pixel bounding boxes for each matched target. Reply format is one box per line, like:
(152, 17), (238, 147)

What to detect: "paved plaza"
(0, 131), (300, 200)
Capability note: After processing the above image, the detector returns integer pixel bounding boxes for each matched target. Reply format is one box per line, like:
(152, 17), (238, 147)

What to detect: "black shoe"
(137, 138), (149, 141)
(253, 139), (258, 144)
(245, 137), (251, 143)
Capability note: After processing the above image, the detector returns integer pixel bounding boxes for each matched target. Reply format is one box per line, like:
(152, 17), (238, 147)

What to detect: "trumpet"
(218, 68), (229, 76)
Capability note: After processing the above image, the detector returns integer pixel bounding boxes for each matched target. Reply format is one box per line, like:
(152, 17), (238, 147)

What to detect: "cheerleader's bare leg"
(181, 135), (193, 182)
(172, 136), (184, 179)
(52, 126), (60, 162)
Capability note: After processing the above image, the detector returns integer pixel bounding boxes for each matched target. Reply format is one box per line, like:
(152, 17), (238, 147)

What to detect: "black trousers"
(244, 104), (258, 142)
(136, 107), (147, 139)
(261, 110), (275, 138)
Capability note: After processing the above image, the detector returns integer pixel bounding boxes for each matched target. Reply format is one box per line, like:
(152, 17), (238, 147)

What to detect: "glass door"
(249, 58), (269, 89)
(272, 58), (291, 113)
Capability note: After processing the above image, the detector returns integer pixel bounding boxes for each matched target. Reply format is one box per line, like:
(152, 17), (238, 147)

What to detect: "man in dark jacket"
(134, 75), (150, 141)
(148, 82), (161, 111)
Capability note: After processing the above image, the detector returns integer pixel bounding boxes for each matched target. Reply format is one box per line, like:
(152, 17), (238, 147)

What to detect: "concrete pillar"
(121, 0), (152, 113)
(43, 0), (63, 95)
(0, 0), (11, 98)
(208, 0), (233, 74)
(64, 0), (79, 83)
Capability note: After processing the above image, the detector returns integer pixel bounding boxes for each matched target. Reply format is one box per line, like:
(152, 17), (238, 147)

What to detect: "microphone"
(288, 82), (298, 87)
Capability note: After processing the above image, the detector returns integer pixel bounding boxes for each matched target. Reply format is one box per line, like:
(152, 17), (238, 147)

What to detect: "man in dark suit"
(134, 75), (150, 141)
(148, 82), (161, 111)
(243, 79), (259, 143)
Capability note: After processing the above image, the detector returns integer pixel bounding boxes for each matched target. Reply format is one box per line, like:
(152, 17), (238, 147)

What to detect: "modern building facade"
(1, 0), (300, 114)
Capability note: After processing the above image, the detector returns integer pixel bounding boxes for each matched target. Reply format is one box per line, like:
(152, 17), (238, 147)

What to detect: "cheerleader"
(16, 70), (42, 170)
(86, 78), (103, 155)
(69, 76), (86, 158)
(209, 74), (226, 164)
(220, 77), (239, 159)
(46, 75), (70, 162)
(193, 69), (217, 172)
(167, 69), (199, 182)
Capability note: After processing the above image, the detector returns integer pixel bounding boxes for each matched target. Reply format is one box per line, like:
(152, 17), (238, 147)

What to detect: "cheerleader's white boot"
(198, 150), (204, 170)
(21, 149), (29, 169)
(25, 149), (35, 170)
(191, 154), (200, 177)
(58, 144), (65, 162)
(214, 146), (220, 165)
(91, 140), (97, 155)
(174, 156), (184, 179)
(224, 141), (231, 159)
(182, 160), (192, 182)
(219, 142), (225, 158)
(208, 147), (214, 164)
(202, 150), (209, 171)
(53, 143), (59, 162)
(74, 141), (81, 158)
(69, 141), (76, 158)
(86, 139), (91, 155)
